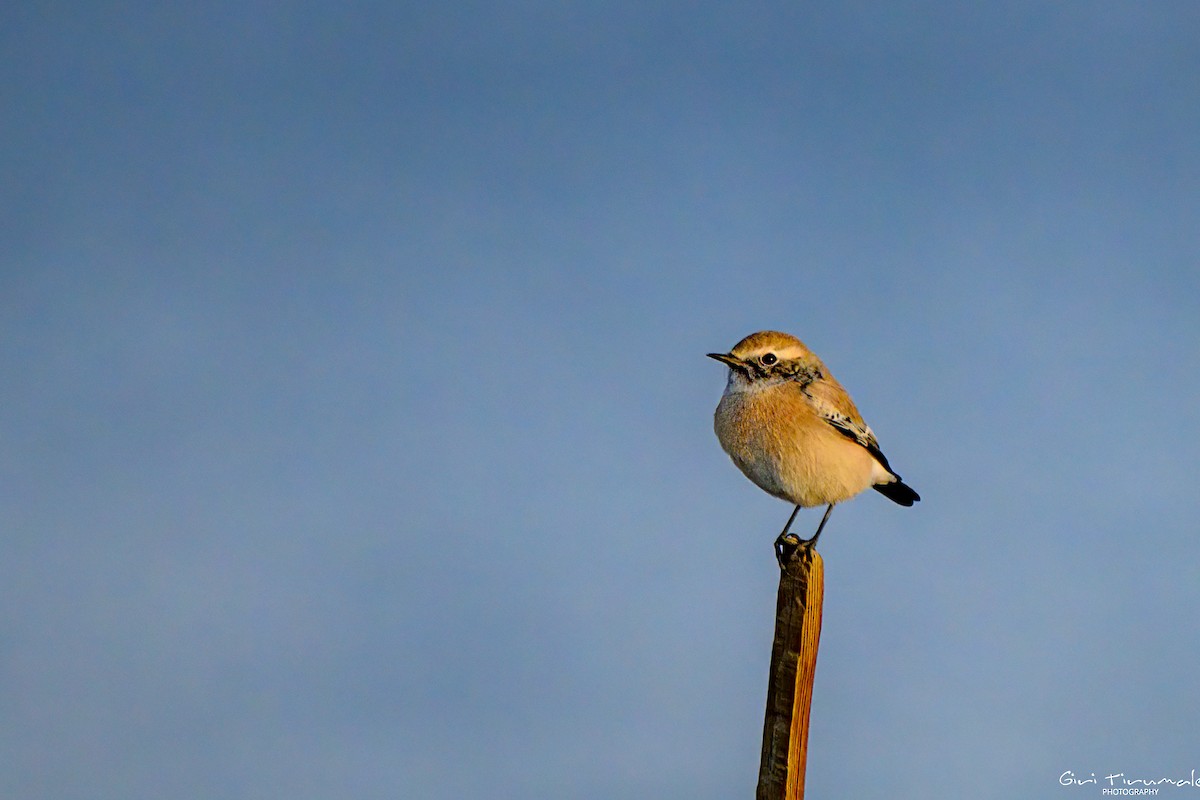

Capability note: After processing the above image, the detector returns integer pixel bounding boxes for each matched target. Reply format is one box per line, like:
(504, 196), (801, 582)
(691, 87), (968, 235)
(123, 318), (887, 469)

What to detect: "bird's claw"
(774, 532), (806, 567)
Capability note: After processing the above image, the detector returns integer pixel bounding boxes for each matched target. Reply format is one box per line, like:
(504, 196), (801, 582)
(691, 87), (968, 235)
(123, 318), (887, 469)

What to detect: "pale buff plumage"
(709, 330), (918, 545)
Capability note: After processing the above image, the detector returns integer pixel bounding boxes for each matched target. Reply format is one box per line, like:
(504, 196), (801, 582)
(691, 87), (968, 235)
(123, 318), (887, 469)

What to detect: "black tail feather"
(874, 479), (920, 507)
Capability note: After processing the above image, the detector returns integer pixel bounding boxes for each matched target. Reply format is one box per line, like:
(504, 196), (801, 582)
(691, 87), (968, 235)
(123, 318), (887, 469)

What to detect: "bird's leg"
(773, 504), (803, 564)
(797, 504), (834, 547)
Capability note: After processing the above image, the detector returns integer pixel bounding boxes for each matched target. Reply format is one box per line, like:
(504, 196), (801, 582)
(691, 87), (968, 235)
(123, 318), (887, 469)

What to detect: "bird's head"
(707, 331), (820, 392)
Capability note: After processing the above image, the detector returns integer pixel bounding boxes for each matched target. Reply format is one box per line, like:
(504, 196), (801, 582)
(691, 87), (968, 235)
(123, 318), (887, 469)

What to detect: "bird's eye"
(761, 353), (777, 366)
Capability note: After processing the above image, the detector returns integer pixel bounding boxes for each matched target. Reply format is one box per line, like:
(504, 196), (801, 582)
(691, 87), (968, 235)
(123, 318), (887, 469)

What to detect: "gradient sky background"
(3, 3), (1199, 799)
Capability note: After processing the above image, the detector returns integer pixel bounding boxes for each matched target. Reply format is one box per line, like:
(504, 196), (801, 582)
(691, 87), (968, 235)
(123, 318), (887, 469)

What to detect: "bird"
(708, 330), (918, 552)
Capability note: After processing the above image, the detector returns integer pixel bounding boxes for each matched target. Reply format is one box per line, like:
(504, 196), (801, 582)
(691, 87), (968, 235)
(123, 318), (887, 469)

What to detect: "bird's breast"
(713, 387), (876, 507)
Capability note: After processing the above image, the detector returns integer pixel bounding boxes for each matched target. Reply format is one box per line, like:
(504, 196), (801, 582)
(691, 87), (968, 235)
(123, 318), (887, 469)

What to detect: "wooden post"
(756, 537), (825, 800)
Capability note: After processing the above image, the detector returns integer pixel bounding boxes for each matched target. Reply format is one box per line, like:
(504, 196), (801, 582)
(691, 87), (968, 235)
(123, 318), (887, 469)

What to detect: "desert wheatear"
(709, 330), (918, 550)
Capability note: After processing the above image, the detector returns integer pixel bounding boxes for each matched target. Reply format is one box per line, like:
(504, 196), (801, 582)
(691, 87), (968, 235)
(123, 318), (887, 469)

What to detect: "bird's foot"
(774, 532), (811, 567)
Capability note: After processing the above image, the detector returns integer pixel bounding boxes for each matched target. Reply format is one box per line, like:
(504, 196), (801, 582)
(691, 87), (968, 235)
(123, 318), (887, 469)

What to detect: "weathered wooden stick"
(756, 537), (825, 800)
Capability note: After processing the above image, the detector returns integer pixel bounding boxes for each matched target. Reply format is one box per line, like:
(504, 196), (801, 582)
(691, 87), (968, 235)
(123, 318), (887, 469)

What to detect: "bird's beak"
(707, 352), (743, 369)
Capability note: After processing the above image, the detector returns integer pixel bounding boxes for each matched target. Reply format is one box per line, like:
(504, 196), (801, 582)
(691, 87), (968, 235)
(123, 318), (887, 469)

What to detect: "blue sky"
(3, 3), (1198, 798)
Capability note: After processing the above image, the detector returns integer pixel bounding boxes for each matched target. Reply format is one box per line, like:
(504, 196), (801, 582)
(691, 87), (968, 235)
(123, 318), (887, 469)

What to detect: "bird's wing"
(797, 376), (896, 474)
